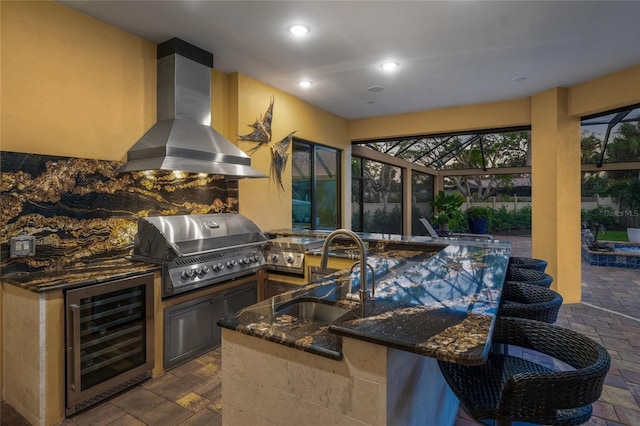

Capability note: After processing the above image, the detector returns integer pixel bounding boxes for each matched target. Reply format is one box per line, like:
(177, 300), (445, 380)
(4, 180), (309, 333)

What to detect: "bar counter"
(1, 258), (160, 293)
(219, 235), (511, 365)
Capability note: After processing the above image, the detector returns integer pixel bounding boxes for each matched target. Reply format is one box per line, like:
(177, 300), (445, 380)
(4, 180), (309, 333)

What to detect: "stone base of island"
(222, 329), (458, 425)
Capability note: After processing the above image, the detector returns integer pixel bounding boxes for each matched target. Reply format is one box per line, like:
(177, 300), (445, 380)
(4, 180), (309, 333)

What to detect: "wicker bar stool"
(498, 281), (563, 324)
(508, 256), (548, 272)
(506, 267), (553, 288)
(438, 317), (611, 426)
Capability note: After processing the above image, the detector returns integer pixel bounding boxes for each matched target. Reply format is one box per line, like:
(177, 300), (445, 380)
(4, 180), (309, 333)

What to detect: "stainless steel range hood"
(118, 38), (266, 178)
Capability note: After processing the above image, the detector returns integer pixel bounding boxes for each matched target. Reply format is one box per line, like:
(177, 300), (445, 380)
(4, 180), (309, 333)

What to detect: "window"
(354, 127), (530, 171)
(411, 171), (434, 235)
(292, 140), (341, 230)
(581, 104), (640, 166)
(580, 104), (640, 230)
(351, 157), (402, 234)
(352, 127), (530, 236)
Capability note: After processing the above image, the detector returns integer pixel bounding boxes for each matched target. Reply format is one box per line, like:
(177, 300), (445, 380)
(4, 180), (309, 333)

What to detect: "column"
(531, 88), (582, 303)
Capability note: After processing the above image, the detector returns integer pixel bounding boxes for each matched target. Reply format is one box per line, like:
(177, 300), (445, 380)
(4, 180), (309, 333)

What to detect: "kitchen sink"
(276, 299), (349, 324)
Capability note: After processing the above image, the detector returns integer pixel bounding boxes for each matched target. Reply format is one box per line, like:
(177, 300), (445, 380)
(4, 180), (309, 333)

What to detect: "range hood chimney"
(118, 38), (266, 178)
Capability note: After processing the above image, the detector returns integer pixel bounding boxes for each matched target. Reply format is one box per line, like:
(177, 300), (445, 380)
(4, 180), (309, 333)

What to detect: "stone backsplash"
(0, 151), (238, 273)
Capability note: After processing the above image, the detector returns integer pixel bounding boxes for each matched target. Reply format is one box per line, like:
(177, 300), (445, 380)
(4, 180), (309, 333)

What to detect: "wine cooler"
(65, 273), (154, 416)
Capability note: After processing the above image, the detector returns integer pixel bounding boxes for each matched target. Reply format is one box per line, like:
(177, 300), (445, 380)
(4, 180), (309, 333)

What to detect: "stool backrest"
(494, 317), (610, 412)
(506, 267), (553, 288)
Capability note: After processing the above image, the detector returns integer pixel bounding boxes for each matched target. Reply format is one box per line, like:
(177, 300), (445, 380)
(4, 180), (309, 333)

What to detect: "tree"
(580, 131), (603, 165)
(446, 132), (528, 201)
(605, 122), (640, 181)
(580, 131), (607, 197)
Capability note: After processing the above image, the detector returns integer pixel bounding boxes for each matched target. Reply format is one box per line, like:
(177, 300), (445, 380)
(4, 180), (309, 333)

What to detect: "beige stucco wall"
(0, 0), (156, 160)
(229, 73), (350, 232)
(349, 98), (531, 141)
(569, 64), (640, 117)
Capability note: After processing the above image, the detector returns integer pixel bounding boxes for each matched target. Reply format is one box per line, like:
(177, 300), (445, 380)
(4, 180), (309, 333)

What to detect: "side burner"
(264, 236), (325, 275)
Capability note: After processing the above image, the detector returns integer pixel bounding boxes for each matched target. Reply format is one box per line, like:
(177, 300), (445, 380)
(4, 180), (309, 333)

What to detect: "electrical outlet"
(10, 235), (36, 258)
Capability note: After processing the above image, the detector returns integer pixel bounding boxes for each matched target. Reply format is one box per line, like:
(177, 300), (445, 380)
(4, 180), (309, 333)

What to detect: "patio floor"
(2, 236), (639, 425)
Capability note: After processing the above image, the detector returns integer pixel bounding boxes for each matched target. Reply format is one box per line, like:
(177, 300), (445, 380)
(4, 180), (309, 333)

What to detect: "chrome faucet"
(320, 229), (374, 302)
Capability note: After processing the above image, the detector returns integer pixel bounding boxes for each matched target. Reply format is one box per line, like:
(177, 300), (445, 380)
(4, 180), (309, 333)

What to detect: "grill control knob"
(243, 257), (250, 264)
(195, 268), (202, 275)
(185, 269), (195, 278)
(227, 260), (238, 268)
(249, 256), (256, 262)
(218, 263), (225, 270)
(270, 254), (279, 262)
(285, 255), (295, 264)
(202, 265), (210, 274)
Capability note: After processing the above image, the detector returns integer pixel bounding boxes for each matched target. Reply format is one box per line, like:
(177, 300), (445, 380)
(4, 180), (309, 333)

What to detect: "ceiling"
(57, 1), (640, 120)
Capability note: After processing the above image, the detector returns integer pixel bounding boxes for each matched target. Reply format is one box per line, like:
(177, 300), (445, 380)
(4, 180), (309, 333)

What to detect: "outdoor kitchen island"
(218, 234), (511, 425)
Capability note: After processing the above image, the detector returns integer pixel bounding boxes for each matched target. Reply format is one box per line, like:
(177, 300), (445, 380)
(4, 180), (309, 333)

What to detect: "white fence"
(462, 195), (617, 212)
(360, 196), (618, 215)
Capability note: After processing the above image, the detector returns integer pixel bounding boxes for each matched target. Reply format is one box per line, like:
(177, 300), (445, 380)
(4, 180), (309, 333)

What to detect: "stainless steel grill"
(133, 214), (267, 297)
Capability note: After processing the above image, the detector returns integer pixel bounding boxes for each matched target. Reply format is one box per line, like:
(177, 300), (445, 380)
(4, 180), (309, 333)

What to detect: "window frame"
(291, 138), (342, 230)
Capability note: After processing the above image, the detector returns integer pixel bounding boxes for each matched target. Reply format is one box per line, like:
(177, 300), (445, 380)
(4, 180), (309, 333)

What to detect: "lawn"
(598, 230), (630, 242)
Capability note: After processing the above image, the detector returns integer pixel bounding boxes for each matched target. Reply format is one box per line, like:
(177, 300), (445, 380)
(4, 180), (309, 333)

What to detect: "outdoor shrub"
(465, 206), (492, 219)
(581, 205), (618, 229)
(488, 206), (531, 232)
(366, 206), (402, 234)
(513, 205), (532, 230)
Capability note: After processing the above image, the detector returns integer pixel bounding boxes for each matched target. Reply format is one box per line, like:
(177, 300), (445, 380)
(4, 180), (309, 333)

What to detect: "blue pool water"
(582, 242), (640, 269)
(613, 244), (640, 253)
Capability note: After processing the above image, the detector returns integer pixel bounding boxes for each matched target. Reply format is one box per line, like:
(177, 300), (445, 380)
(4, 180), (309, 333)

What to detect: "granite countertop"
(1, 258), (160, 293)
(218, 237), (511, 365)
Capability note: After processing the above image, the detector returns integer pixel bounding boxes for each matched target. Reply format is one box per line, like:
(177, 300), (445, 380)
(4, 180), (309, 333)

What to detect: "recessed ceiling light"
(297, 80), (313, 88)
(368, 86), (384, 92)
(381, 62), (399, 71)
(512, 75), (527, 82)
(288, 24), (310, 37)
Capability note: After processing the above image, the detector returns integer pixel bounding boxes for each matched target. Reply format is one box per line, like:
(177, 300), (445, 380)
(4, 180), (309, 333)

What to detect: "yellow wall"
(2, 1), (640, 312)
(229, 73), (350, 231)
(350, 98), (531, 140)
(569, 64), (640, 117)
(1, 0), (156, 160)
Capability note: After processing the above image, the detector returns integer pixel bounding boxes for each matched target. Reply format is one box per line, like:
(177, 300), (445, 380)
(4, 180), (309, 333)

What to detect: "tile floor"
(2, 236), (639, 425)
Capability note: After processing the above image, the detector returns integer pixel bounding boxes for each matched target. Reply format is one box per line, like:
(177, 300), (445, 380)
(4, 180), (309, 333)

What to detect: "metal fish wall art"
(238, 97), (274, 154)
(271, 131), (297, 191)
(239, 97), (297, 191)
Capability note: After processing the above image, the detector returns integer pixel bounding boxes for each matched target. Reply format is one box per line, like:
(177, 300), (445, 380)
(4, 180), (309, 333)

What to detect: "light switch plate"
(10, 235), (36, 258)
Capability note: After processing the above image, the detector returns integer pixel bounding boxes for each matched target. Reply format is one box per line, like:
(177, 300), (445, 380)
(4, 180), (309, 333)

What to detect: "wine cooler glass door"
(66, 273), (154, 415)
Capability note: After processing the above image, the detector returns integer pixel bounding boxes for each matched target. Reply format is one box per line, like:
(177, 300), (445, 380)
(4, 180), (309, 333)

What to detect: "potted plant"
(465, 205), (492, 234)
(432, 191), (465, 232)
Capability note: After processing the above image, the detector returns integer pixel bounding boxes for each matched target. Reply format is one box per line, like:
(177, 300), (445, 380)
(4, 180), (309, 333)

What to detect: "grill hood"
(118, 38), (266, 179)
